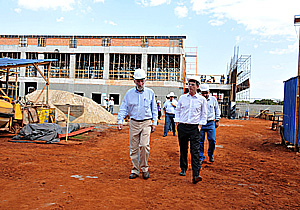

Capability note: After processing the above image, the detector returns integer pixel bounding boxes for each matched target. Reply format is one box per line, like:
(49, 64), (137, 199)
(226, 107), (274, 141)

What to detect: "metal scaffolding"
(147, 54), (180, 81)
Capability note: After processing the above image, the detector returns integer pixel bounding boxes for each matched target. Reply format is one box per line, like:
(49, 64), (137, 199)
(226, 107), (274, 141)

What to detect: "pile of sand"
(26, 90), (118, 124)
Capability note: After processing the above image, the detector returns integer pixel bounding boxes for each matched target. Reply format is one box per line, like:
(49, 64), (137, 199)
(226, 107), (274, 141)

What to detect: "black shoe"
(173, 133), (176, 136)
(192, 176), (202, 184)
(179, 169), (186, 176)
(209, 156), (215, 162)
(129, 173), (139, 179)
(142, 171), (149, 179)
(163, 134), (167, 137)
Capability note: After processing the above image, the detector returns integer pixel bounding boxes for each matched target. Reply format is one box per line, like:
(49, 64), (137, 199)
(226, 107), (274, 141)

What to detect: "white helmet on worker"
(133, 69), (147, 80)
(169, 92), (176, 97)
(200, 84), (210, 92)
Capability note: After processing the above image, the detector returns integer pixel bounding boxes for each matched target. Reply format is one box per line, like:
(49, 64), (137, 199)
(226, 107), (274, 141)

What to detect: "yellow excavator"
(0, 96), (22, 133)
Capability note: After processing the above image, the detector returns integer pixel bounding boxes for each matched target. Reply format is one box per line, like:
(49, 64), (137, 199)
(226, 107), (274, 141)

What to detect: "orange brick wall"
(0, 37), (179, 47)
(47, 38), (69, 46)
(77, 38), (102, 46)
(111, 39), (141, 47)
(27, 38), (37, 45)
(0, 38), (19, 45)
(148, 39), (169, 47)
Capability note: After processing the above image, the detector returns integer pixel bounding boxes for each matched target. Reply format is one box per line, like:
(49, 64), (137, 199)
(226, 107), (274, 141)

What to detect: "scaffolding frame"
(109, 53), (141, 80)
(147, 54), (180, 81)
(76, 53), (104, 79)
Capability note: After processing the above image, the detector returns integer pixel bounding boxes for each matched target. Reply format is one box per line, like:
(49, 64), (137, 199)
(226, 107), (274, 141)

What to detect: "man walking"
(118, 69), (158, 180)
(199, 84), (221, 164)
(174, 76), (207, 184)
(109, 97), (114, 114)
(163, 92), (177, 137)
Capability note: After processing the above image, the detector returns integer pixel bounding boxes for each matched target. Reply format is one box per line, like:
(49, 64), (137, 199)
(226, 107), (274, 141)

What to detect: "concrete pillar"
(141, 53), (148, 72)
(37, 53), (44, 78)
(103, 53), (110, 80)
(19, 80), (26, 97)
(20, 52), (26, 77)
(69, 54), (76, 79)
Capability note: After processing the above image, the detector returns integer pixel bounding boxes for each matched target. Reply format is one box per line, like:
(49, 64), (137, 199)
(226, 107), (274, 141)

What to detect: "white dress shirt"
(118, 87), (158, 126)
(174, 93), (207, 125)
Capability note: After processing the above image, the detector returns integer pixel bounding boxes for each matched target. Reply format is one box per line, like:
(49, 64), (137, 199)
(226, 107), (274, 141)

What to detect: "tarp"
(12, 123), (80, 143)
(0, 58), (57, 68)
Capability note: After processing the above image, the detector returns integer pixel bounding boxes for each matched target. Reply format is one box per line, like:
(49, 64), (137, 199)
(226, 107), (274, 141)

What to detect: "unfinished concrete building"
(0, 35), (186, 112)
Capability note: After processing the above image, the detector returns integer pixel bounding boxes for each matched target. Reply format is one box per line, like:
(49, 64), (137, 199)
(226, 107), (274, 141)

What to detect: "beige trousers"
(129, 119), (152, 175)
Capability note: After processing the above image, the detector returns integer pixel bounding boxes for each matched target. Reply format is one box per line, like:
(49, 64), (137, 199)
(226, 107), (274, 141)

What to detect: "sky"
(1, 0), (300, 101)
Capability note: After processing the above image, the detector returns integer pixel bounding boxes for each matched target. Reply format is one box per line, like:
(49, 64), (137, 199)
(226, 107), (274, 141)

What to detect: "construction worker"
(199, 84), (221, 164)
(174, 76), (207, 184)
(118, 69), (158, 180)
(109, 97), (114, 114)
(163, 92), (177, 137)
(157, 100), (162, 120)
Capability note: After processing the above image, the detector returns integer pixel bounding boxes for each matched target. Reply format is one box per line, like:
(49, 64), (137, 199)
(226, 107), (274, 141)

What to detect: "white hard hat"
(200, 84), (210, 92)
(187, 75), (200, 84)
(169, 92), (175, 97)
(133, 69), (147, 79)
(111, 97), (114, 99)
(157, 100), (161, 103)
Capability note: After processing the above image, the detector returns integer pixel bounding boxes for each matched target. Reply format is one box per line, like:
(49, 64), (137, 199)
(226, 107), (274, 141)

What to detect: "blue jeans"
(199, 120), (216, 161)
(164, 113), (175, 136)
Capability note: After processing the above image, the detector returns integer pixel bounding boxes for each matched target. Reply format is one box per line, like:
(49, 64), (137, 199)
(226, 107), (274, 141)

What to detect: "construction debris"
(25, 90), (118, 125)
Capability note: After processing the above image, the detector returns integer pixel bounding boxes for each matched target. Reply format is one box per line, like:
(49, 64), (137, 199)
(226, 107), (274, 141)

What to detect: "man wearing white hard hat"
(109, 97), (114, 114)
(163, 91), (178, 137)
(174, 76), (207, 184)
(199, 83), (221, 164)
(118, 69), (158, 180)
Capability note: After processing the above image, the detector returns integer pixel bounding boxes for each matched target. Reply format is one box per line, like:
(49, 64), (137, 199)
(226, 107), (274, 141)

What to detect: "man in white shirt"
(109, 97), (114, 114)
(174, 76), (207, 184)
(118, 69), (158, 180)
(163, 92), (178, 137)
(199, 84), (221, 164)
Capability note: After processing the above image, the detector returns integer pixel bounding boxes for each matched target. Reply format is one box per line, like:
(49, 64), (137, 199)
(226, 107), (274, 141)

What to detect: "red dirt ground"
(1, 118), (300, 209)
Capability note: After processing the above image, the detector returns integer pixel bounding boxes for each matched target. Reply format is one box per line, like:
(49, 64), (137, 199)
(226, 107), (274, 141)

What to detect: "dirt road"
(0, 118), (299, 209)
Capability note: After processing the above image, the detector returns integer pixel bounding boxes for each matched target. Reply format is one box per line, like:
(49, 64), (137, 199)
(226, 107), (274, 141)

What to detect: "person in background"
(157, 100), (162, 120)
(102, 97), (108, 111)
(163, 92), (177, 137)
(118, 69), (158, 180)
(174, 76), (207, 184)
(199, 84), (221, 164)
(109, 97), (114, 114)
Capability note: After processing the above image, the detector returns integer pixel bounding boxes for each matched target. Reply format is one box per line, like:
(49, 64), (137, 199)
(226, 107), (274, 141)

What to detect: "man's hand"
(215, 121), (219, 128)
(198, 125), (202, 132)
(151, 125), (156, 133)
(118, 124), (123, 131)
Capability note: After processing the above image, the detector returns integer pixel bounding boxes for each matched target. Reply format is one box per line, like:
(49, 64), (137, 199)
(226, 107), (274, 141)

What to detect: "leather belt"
(131, 118), (151, 122)
(180, 123), (198, 127)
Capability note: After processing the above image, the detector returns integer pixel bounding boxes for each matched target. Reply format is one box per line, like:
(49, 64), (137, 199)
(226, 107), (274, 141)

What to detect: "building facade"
(0, 35), (186, 112)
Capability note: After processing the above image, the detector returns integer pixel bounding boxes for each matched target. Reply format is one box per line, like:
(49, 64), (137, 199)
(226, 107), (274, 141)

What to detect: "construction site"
(0, 32), (299, 209)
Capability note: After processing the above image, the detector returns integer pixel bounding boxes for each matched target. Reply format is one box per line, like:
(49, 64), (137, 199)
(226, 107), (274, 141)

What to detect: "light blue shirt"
(163, 99), (178, 114)
(206, 96), (221, 121)
(174, 93), (207, 125)
(118, 87), (158, 126)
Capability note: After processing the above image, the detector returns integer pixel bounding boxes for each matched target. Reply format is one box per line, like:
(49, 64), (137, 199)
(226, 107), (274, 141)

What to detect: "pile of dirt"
(25, 90), (118, 124)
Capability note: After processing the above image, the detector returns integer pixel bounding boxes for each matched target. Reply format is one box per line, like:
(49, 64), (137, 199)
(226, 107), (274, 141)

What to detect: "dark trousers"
(177, 123), (201, 177)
